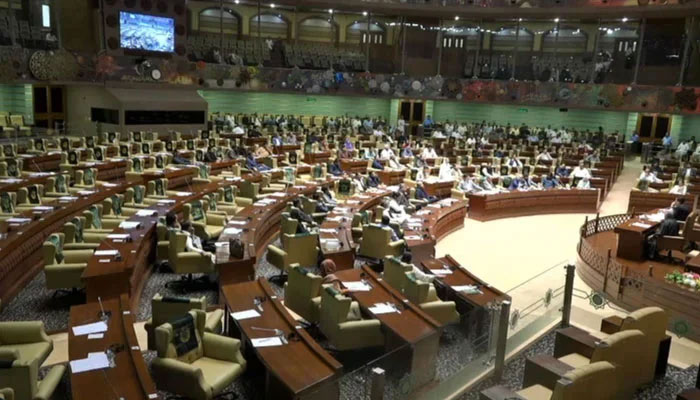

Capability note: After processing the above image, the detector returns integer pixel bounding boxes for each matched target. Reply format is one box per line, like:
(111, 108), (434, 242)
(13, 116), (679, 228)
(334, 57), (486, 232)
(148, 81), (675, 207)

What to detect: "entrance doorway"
(399, 100), (425, 136)
(636, 114), (672, 141)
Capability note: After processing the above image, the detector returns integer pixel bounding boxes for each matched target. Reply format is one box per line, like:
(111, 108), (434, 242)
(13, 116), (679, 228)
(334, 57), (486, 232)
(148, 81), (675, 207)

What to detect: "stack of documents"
(342, 281), (372, 292)
(251, 337), (285, 348)
(631, 222), (652, 229)
(94, 250), (119, 257)
(118, 221), (141, 230)
(107, 234), (129, 241)
(72, 321), (108, 336)
(453, 285), (483, 295)
(230, 309), (261, 320)
(223, 227), (243, 236)
(135, 210), (157, 217)
(369, 302), (399, 315)
(430, 268), (453, 276)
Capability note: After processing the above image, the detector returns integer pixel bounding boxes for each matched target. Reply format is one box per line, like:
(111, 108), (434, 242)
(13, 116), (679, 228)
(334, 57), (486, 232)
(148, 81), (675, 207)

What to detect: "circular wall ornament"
(150, 68), (162, 81)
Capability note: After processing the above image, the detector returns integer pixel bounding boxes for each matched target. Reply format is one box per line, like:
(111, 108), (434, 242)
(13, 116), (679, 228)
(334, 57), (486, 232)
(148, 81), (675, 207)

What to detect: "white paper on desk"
(428, 204), (441, 209)
(157, 199), (176, 204)
(72, 321), (108, 336)
(230, 309), (261, 321)
(175, 192), (192, 197)
(78, 191), (96, 196)
(225, 177), (243, 181)
(346, 200), (360, 205)
(94, 250), (118, 256)
(0, 178), (21, 183)
(269, 192), (287, 197)
(107, 234), (129, 240)
(632, 222), (652, 229)
(369, 303), (398, 315)
(407, 218), (422, 223)
(119, 221), (141, 230)
(70, 352), (109, 374)
(135, 210), (157, 217)
(251, 336), (284, 348)
(33, 206), (54, 211)
(453, 285), (483, 295)
(430, 269), (453, 276)
(58, 196), (78, 201)
(416, 210), (430, 215)
(319, 228), (336, 233)
(326, 216), (343, 222)
(342, 281), (372, 292)
(87, 333), (104, 340)
(229, 220), (247, 225)
(223, 227), (243, 236)
(6, 218), (31, 224)
(404, 235), (422, 241)
(101, 182), (118, 187)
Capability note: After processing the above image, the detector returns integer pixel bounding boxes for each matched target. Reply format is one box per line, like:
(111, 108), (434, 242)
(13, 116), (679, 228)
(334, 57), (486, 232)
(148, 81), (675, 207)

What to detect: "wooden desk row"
(468, 189), (601, 222)
(627, 191), (697, 214)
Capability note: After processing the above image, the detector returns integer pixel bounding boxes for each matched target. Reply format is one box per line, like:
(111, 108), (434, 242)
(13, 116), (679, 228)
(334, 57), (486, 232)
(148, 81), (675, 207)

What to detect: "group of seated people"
(635, 160), (697, 195)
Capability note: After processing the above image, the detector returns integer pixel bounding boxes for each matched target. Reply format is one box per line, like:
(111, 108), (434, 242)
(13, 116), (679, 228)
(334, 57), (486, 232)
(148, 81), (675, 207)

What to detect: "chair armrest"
(151, 357), (209, 397)
(338, 319), (381, 334)
(204, 309), (224, 334)
(389, 240), (405, 250)
(553, 327), (597, 359)
(235, 197), (253, 206)
(192, 178), (211, 185)
(34, 364), (66, 400)
(202, 332), (245, 367)
(0, 321), (50, 345)
(420, 301), (459, 325)
(266, 245), (288, 269)
(0, 348), (19, 361)
(63, 250), (95, 264)
(206, 213), (227, 226)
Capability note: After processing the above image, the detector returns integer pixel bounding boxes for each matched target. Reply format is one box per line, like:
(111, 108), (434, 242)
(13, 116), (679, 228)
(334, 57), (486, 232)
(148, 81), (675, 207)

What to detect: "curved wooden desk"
(404, 198), (468, 266)
(468, 189), (600, 222)
(222, 278), (342, 400)
(69, 294), (159, 400)
(627, 191), (697, 214)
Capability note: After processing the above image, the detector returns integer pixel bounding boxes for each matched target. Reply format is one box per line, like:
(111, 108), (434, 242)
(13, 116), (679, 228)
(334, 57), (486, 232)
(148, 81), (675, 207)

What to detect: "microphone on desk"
(98, 296), (111, 321)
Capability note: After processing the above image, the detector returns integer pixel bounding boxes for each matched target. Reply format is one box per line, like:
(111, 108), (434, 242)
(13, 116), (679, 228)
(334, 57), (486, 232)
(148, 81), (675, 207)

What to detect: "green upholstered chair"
(0, 388), (14, 400)
(300, 196), (327, 224)
(403, 273), (459, 326)
(43, 174), (71, 198)
(71, 168), (100, 192)
(216, 186), (250, 215)
(61, 217), (103, 248)
(156, 222), (170, 264)
(550, 329), (648, 398)
(0, 320), (65, 400)
(145, 178), (170, 204)
(183, 200), (226, 241)
(152, 310), (246, 400)
(82, 205), (122, 232)
(487, 361), (619, 400)
(357, 224), (404, 260)
(266, 233), (319, 277)
(144, 294), (224, 351)
(0, 192), (18, 219)
(14, 185), (44, 211)
(100, 195), (129, 220)
(283, 264), (322, 324)
(0, 159), (23, 178)
(279, 213), (298, 247)
(123, 185), (149, 209)
(382, 256), (412, 293)
(238, 180), (265, 202)
(260, 174), (286, 194)
(318, 285), (384, 351)
(125, 158), (145, 183)
(351, 211), (371, 241)
(167, 230), (216, 291)
(42, 233), (93, 292)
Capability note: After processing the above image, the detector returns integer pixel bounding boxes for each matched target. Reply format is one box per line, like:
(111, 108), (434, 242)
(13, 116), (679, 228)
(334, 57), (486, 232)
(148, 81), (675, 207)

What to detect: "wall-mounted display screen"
(119, 11), (174, 53)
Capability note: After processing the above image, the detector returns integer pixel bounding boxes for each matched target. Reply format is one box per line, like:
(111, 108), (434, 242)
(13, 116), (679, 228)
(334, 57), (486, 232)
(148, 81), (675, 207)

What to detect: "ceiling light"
(554, 18), (560, 22)
(234, 0), (239, 3)
(455, 16), (460, 21)
(270, 3), (275, 8)
(329, 9), (333, 14)
(363, 11), (368, 16)
(622, 17), (628, 22)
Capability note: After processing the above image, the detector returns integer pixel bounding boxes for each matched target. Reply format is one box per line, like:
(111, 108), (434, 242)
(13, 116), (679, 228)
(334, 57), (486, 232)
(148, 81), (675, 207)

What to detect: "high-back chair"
(144, 294), (224, 350)
(554, 329), (649, 398)
(82, 204), (122, 232)
(145, 178), (170, 204)
(62, 216), (103, 248)
(166, 230), (216, 292)
(357, 224), (404, 260)
(266, 233), (319, 285)
(300, 196), (327, 224)
(284, 264), (323, 324)
(403, 272), (459, 325)
(124, 185), (148, 209)
(151, 310), (246, 400)
(0, 159), (22, 178)
(0, 320), (65, 400)
(183, 200), (226, 240)
(43, 174), (71, 198)
(71, 168), (99, 191)
(383, 256), (412, 293)
(42, 233), (93, 292)
(216, 186), (249, 215)
(0, 192), (18, 219)
(0, 388), (13, 400)
(14, 185), (43, 210)
(318, 285), (384, 351)
(351, 211), (371, 241)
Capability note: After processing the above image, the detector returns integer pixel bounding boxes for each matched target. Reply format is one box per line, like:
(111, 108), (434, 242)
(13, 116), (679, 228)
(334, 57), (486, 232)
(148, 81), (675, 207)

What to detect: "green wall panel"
(200, 91), (391, 120)
(626, 113), (639, 139)
(432, 101), (631, 133)
(0, 84), (33, 124)
(678, 115), (700, 141)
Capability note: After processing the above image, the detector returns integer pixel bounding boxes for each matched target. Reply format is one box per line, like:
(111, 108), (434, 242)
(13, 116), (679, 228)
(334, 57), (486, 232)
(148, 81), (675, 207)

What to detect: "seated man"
(415, 183), (437, 204)
(395, 184), (411, 208)
(672, 197), (691, 221)
(542, 173), (561, 189)
(401, 252), (435, 283)
(291, 199), (316, 233)
(320, 186), (337, 207)
(457, 175), (482, 194)
(386, 193), (409, 224)
(670, 180), (688, 195)
(328, 159), (343, 177)
(647, 212), (680, 259)
(371, 155), (384, 171)
(367, 171), (381, 188)
(555, 164), (571, 177)
(181, 221), (216, 264)
(380, 215), (401, 242)
(245, 151), (271, 172)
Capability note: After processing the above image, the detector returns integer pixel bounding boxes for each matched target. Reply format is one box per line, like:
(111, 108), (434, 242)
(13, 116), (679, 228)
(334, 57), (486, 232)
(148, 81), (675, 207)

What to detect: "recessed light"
(622, 17), (628, 22)
(362, 11), (368, 16)
(329, 9), (333, 14)
(270, 3), (275, 8)
(455, 16), (460, 21)
(554, 18), (560, 22)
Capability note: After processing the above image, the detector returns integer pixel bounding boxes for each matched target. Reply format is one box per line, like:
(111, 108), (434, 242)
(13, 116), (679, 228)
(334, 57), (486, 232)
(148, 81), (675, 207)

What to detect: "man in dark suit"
(647, 212), (680, 259)
(672, 197), (691, 222)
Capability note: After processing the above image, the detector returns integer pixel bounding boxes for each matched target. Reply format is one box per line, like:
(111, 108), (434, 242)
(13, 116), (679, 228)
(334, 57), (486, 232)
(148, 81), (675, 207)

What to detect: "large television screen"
(119, 11), (174, 53)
